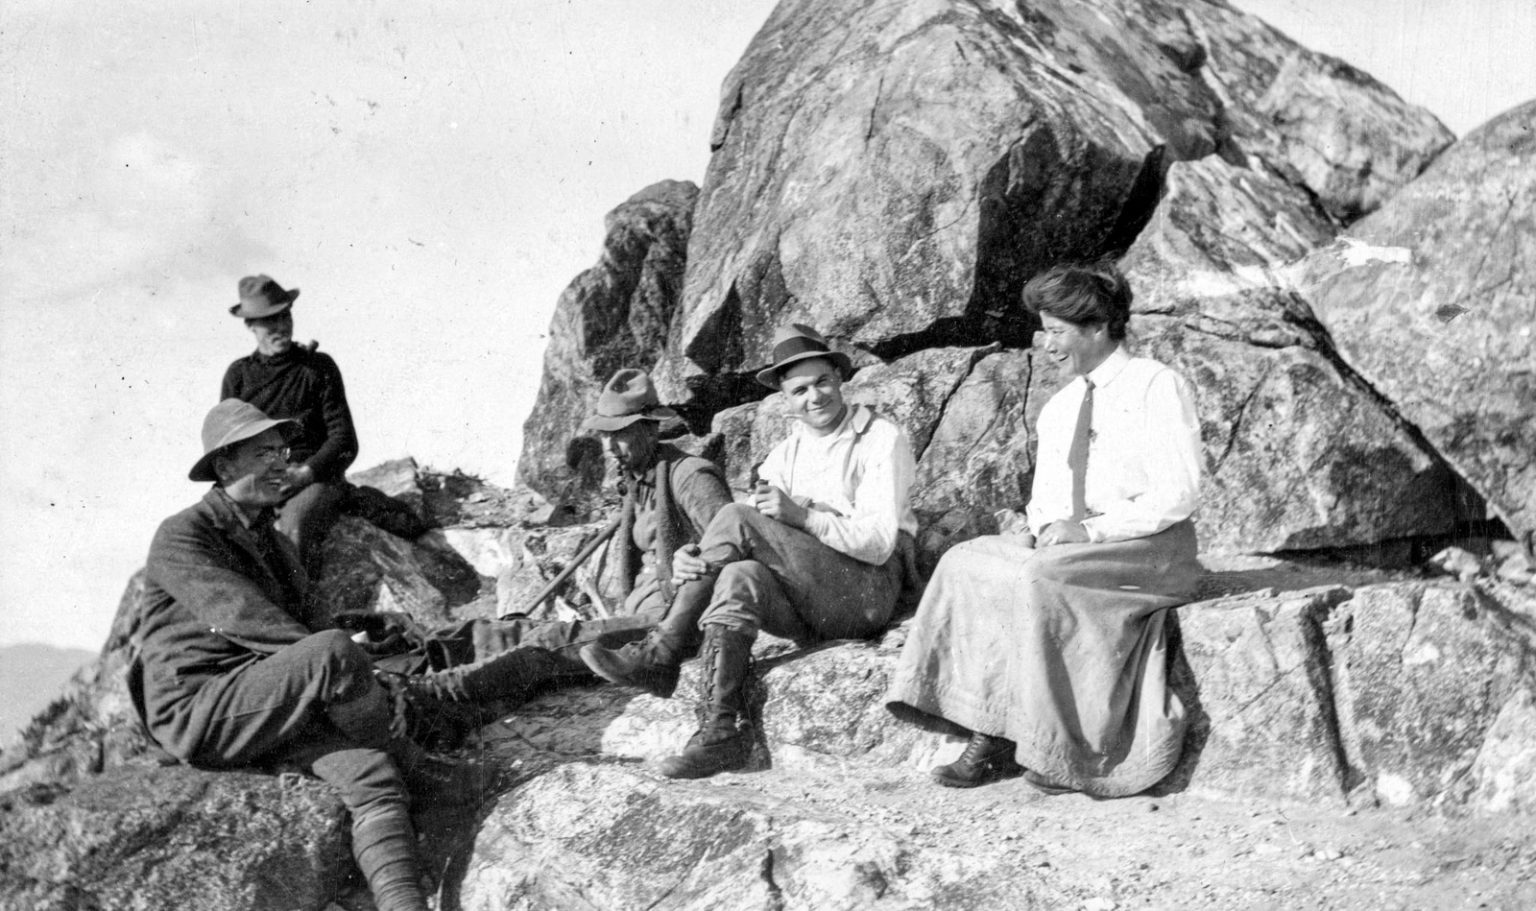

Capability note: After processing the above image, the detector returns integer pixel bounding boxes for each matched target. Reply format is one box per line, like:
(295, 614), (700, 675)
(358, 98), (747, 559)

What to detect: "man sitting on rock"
(576, 369), (734, 696)
(653, 324), (919, 779)
(886, 261), (1204, 797)
(221, 274), (425, 577)
(130, 399), (582, 911)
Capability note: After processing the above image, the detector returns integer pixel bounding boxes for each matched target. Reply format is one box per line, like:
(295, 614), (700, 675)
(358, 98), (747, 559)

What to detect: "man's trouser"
(277, 481), (431, 577)
(163, 629), (402, 812)
(694, 503), (902, 641)
(277, 481), (351, 578)
(160, 630), (429, 910)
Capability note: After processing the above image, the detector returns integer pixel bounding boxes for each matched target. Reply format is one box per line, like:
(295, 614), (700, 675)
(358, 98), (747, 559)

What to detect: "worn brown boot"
(388, 737), (500, 806)
(405, 646), (584, 704)
(579, 576), (714, 698)
(930, 731), (1023, 788)
(658, 625), (756, 779)
(579, 628), (685, 697)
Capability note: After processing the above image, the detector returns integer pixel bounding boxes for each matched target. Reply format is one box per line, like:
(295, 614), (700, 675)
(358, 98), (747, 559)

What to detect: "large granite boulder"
(1299, 99), (1536, 544)
(1171, 586), (1353, 805)
(518, 180), (699, 507)
(1328, 583), (1532, 809)
(658, 0), (1450, 404)
(1122, 156), (1472, 551)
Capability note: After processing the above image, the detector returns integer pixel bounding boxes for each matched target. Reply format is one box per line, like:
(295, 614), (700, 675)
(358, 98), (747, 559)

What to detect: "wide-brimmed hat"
(229, 274), (300, 319)
(753, 324), (853, 389)
(189, 399), (298, 482)
(580, 369), (679, 432)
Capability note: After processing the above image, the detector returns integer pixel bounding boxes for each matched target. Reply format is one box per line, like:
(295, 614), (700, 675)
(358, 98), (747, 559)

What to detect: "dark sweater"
(221, 344), (358, 481)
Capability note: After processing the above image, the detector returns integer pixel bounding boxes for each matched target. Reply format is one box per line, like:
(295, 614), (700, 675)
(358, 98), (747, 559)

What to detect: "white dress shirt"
(1027, 347), (1201, 543)
(758, 403), (919, 565)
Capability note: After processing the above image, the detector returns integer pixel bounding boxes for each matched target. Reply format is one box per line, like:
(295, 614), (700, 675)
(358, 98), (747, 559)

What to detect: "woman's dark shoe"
(930, 731), (1023, 788)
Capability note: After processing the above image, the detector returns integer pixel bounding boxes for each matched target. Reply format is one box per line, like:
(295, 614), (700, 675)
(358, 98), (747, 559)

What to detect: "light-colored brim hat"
(229, 274), (299, 319)
(189, 398), (298, 482)
(580, 368), (679, 432)
(754, 323), (854, 389)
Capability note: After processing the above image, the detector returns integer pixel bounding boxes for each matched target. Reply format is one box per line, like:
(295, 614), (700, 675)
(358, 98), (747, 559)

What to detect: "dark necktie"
(1068, 377), (1094, 521)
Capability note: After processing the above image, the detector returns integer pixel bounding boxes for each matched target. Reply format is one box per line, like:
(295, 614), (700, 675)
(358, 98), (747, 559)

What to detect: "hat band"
(771, 336), (831, 363)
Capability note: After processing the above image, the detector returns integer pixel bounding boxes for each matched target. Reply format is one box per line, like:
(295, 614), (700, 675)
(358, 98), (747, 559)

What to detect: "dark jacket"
(221, 344), (358, 481)
(133, 489), (323, 756)
(614, 445), (732, 605)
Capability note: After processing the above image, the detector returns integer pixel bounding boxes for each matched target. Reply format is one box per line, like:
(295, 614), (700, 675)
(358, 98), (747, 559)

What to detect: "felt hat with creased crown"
(754, 323), (854, 389)
(580, 369), (679, 432)
(189, 399), (298, 482)
(229, 274), (300, 319)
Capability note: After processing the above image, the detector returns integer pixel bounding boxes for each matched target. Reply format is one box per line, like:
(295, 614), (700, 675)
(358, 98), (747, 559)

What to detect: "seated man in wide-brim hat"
(575, 368), (734, 697)
(131, 399), (598, 911)
(641, 324), (920, 780)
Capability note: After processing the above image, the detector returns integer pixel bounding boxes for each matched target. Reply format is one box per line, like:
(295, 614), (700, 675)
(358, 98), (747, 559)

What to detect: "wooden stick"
(500, 517), (620, 619)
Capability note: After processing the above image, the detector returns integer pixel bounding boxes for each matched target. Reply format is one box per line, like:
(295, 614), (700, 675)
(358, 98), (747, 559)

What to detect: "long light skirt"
(886, 521), (1201, 797)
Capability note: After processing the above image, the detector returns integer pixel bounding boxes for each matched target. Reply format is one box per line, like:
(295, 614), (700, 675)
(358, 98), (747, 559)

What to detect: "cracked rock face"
(657, 0), (1449, 406)
(1122, 156), (1472, 552)
(1299, 99), (1536, 545)
(517, 180), (699, 506)
(518, 0), (1464, 556)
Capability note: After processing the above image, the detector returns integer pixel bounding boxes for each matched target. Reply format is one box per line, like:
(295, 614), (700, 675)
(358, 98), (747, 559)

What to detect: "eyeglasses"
(249, 445), (291, 465)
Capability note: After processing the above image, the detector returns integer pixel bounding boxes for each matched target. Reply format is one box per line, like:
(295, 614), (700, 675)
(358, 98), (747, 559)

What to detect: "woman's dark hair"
(1020, 261), (1132, 341)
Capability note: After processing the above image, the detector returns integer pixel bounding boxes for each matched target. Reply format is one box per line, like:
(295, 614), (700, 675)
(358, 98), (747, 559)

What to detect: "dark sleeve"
(220, 359), (242, 401)
(145, 517), (313, 656)
(303, 353), (359, 478)
(673, 458), (734, 539)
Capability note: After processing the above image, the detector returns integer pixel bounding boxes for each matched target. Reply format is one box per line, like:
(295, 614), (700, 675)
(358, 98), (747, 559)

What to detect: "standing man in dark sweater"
(221, 274), (360, 574)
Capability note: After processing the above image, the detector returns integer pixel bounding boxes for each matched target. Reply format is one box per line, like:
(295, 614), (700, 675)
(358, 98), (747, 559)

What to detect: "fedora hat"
(580, 369), (679, 432)
(189, 398), (299, 482)
(229, 274), (300, 319)
(753, 324), (853, 389)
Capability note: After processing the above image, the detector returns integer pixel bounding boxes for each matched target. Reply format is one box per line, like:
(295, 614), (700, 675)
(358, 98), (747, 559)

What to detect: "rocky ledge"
(2, 463), (1533, 910)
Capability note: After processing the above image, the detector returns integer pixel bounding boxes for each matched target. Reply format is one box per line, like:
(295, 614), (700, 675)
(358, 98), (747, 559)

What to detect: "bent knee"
(716, 560), (773, 588)
(711, 501), (761, 532)
(294, 629), (374, 681)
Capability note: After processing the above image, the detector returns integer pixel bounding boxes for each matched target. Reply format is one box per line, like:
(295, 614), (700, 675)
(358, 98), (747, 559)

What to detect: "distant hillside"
(0, 644), (95, 744)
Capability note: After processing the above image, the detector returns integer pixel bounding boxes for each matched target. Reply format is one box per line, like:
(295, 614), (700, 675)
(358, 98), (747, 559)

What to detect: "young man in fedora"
(574, 370), (734, 695)
(130, 399), (583, 911)
(221, 274), (390, 575)
(654, 325), (919, 779)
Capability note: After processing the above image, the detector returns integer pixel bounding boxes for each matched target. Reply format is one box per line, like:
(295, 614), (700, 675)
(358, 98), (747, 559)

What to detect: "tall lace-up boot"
(658, 624), (756, 779)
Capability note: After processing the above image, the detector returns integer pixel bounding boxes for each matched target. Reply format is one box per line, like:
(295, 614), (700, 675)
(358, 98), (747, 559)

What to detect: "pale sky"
(2, 0), (1532, 651)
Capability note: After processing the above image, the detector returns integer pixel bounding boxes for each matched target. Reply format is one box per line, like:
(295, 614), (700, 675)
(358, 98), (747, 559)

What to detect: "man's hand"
(279, 463), (315, 498)
(753, 481), (807, 528)
(672, 544), (709, 585)
(1037, 520), (1089, 546)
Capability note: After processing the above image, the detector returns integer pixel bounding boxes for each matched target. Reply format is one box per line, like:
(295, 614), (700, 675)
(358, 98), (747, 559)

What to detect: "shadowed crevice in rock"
(1280, 293), (1488, 532)
(869, 141), (1170, 367)
(1300, 589), (1367, 797)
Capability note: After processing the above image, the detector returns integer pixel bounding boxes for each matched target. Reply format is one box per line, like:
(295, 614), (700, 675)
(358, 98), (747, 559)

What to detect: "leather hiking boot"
(392, 738), (501, 806)
(658, 625), (756, 780)
(658, 722), (752, 780)
(931, 731), (1023, 788)
(406, 646), (582, 705)
(580, 630), (683, 698)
